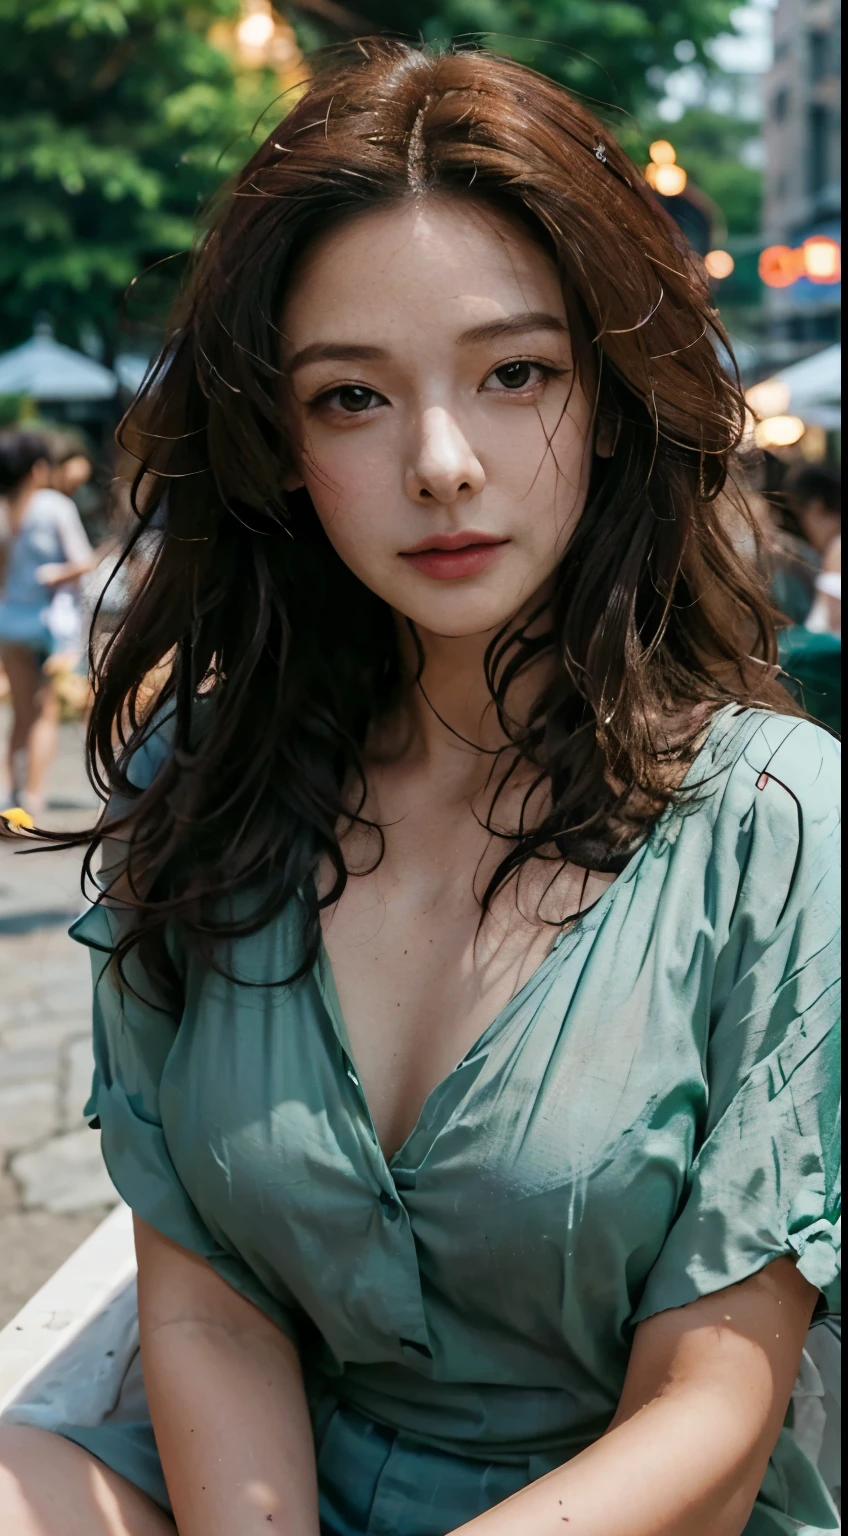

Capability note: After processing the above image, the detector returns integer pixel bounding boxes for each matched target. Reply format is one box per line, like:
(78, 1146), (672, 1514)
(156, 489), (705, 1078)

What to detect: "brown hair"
(76, 40), (790, 989)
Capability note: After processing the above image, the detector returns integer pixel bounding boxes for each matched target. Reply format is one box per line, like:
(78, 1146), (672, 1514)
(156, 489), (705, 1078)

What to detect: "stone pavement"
(0, 709), (117, 1328)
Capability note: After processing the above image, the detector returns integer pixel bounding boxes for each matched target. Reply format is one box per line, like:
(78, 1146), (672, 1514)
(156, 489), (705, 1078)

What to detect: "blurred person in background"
(785, 466), (841, 570)
(46, 427), (105, 533)
(768, 464), (842, 733)
(769, 464), (841, 629)
(0, 428), (93, 813)
(52, 441), (94, 501)
(782, 466), (841, 639)
(813, 533), (841, 638)
(79, 478), (165, 678)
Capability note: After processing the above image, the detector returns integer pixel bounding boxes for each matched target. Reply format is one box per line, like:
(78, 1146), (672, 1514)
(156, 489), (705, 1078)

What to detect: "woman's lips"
(399, 539), (510, 580)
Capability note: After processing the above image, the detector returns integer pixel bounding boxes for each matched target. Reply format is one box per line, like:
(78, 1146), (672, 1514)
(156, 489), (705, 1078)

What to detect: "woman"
(0, 429), (93, 813)
(0, 42), (839, 1536)
(768, 465), (842, 731)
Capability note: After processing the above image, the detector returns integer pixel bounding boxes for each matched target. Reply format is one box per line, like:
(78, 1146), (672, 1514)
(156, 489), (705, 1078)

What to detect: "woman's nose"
(404, 406), (486, 505)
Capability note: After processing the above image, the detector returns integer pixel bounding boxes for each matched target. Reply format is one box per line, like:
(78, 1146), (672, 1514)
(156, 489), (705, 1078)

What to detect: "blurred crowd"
(0, 427), (158, 815)
(0, 424), (841, 817)
(757, 458), (842, 732)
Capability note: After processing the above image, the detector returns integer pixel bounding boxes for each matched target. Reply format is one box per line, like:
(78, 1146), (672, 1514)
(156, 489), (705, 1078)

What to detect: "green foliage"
(305, 0), (740, 120)
(0, 392), (30, 426)
(0, 0), (279, 357)
(0, 0), (760, 359)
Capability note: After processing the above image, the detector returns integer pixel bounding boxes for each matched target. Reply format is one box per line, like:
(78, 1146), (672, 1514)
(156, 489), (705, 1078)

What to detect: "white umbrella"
(0, 321), (117, 402)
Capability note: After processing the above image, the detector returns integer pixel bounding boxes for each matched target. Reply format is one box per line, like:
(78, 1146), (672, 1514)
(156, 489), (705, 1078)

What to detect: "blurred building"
(762, 0), (841, 365)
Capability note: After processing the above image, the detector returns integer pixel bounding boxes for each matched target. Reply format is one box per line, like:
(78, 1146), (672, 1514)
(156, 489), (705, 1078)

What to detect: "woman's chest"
(160, 946), (709, 1371)
(318, 836), (615, 1162)
(164, 897), (711, 1282)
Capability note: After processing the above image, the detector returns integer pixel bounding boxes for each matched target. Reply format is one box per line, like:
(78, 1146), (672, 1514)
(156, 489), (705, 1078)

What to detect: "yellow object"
(0, 806), (35, 830)
(754, 415), (806, 450)
(746, 378), (792, 419)
(210, 2), (301, 76)
(645, 162), (688, 196)
(704, 250), (735, 280)
(802, 235), (841, 284)
(649, 139), (677, 166)
(237, 9), (276, 49)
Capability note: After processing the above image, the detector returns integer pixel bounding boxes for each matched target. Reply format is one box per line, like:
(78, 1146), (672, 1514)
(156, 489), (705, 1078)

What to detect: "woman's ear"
(595, 414), (620, 461)
(282, 472), (305, 492)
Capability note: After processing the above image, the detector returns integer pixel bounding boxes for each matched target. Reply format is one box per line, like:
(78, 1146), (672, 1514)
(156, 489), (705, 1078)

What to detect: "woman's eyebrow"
(287, 313), (568, 374)
(287, 341), (388, 373)
(457, 312), (569, 345)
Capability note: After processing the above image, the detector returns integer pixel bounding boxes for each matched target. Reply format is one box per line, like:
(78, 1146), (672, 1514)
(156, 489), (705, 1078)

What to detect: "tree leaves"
(1, 0), (749, 358)
(333, 0), (740, 118)
(0, 0), (274, 356)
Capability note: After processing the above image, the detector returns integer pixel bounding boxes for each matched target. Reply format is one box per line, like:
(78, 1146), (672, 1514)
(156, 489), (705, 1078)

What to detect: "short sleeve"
(635, 717), (841, 1324)
(70, 722), (300, 1341)
(51, 490), (93, 564)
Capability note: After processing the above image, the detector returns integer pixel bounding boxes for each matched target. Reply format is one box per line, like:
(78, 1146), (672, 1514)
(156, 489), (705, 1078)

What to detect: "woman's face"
(282, 198), (597, 638)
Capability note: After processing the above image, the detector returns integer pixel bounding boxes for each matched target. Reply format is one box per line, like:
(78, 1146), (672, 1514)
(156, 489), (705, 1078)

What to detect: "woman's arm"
(134, 1216), (320, 1536)
(451, 1257), (817, 1536)
(35, 555), (96, 587)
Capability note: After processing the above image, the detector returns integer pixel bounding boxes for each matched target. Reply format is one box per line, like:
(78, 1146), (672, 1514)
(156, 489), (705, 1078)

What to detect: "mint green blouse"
(61, 707), (841, 1535)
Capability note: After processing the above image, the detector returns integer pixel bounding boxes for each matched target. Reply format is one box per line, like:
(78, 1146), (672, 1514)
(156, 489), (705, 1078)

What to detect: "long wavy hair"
(54, 41), (792, 994)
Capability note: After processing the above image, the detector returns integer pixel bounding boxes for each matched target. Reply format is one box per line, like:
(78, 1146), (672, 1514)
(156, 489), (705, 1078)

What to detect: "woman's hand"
(134, 1216), (320, 1536)
(449, 1257), (818, 1536)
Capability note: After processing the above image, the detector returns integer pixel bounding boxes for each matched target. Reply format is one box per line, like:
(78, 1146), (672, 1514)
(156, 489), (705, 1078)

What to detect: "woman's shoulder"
(690, 706), (840, 934)
(28, 487), (79, 523)
(117, 697), (218, 792)
(708, 705), (840, 824)
(123, 708), (178, 791)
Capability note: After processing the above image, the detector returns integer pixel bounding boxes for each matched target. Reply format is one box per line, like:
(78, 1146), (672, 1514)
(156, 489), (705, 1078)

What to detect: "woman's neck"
(371, 603), (553, 801)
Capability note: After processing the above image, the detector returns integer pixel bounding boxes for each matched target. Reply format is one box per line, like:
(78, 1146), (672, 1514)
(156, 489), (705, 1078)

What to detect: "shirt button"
(379, 1191), (400, 1221)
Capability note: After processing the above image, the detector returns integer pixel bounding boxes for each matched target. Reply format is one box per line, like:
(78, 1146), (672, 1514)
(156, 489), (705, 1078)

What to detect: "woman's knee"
(0, 1424), (173, 1536)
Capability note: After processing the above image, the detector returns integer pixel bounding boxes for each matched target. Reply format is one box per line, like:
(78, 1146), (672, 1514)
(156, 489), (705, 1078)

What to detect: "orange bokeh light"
(649, 139), (678, 166)
(754, 415), (806, 450)
(704, 249), (736, 280)
(645, 162), (688, 196)
(759, 245), (801, 287)
(802, 236), (841, 284)
(759, 238), (841, 288)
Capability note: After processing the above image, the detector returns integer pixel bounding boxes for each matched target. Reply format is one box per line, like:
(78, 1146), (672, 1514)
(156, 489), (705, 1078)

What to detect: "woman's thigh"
(0, 1425), (174, 1536)
(0, 643), (47, 724)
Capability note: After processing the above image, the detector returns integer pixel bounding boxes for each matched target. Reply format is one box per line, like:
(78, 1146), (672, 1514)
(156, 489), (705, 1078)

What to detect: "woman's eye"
(331, 385), (381, 413)
(485, 360), (552, 392)
(494, 361), (534, 389)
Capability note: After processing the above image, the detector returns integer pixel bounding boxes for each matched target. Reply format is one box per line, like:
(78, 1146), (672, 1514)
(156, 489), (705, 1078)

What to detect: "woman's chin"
(395, 596), (529, 641)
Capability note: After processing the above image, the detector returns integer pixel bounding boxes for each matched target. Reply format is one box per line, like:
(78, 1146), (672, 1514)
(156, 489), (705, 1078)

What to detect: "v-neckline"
(313, 853), (639, 1171)
(311, 703), (741, 1170)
